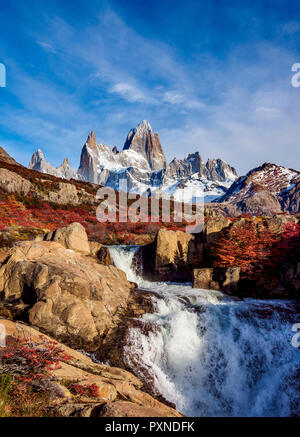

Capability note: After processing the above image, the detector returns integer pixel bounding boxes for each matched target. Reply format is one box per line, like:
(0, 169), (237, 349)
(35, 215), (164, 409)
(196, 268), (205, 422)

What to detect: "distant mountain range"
(28, 120), (238, 202)
(25, 119), (299, 213)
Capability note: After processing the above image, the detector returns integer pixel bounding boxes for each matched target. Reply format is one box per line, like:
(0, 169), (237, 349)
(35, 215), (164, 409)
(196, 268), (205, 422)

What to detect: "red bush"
(68, 383), (99, 398)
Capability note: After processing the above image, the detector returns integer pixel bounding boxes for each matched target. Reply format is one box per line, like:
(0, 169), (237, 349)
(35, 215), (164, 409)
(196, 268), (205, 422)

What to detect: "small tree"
(210, 221), (279, 275)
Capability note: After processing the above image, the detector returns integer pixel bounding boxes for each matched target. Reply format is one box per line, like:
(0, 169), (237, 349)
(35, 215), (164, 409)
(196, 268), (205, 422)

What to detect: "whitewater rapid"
(108, 246), (300, 417)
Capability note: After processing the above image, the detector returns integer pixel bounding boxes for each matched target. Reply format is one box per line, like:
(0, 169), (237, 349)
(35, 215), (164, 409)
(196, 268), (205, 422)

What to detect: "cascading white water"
(109, 246), (300, 417)
(108, 246), (141, 283)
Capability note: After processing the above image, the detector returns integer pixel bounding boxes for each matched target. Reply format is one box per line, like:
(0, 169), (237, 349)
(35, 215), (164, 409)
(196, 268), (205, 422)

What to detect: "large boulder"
(44, 222), (90, 255)
(154, 229), (194, 281)
(0, 240), (134, 350)
(204, 217), (231, 246)
(192, 268), (215, 289)
(193, 267), (240, 294)
(142, 228), (205, 281)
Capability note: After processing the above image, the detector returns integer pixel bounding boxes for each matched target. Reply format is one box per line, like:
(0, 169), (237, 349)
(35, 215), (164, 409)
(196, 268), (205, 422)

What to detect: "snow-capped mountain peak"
(135, 119), (152, 135)
(216, 162), (300, 214)
(28, 120), (239, 202)
(123, 120), (167, 171)
(29, 149), (75, 180)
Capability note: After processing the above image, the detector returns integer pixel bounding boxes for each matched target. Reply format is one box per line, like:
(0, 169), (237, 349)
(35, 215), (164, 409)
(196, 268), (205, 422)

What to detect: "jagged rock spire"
(28, 149), (74, 179)
(86, 131), (97, 149)
(123, 120), (167, 170)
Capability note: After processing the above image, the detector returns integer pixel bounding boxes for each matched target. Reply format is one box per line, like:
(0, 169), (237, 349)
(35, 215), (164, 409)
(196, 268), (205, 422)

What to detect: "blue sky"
(0, 0), (299, 174)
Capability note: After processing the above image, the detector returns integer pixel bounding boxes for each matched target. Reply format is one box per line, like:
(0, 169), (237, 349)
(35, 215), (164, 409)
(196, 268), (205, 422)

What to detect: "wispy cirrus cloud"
(36, 41), (56, 54)
(109, 82), (156, 104)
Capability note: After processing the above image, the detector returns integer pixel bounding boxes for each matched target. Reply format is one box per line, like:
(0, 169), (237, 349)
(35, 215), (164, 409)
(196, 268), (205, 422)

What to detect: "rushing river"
(108, 246), (300, 417)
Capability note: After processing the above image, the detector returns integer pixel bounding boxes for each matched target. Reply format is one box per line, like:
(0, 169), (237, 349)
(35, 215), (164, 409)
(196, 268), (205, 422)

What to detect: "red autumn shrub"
(210, 221), (279, 274)
(0, 336), (71, 382)
(68, 383), (99, 398)
(269, 222), (300, 265)
(0, 336), (71, 417)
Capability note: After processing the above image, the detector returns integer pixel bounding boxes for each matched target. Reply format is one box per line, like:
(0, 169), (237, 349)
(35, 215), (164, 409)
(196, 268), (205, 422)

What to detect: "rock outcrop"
(47, 182), (80, 205)
(192, 267), (241, 294)
(0, 168), (32, 195)
(1, 319), (181, 417)
(96, 246), (113, 265)
(0, 240), (135, 350)
(154, 229), (194, 281)
(142, 228), (204, 282)
(204, 217), (231, 246)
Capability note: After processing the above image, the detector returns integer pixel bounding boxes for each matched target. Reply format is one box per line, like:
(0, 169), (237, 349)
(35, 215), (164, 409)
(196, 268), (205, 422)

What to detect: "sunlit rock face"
(123, 120), (168, 171)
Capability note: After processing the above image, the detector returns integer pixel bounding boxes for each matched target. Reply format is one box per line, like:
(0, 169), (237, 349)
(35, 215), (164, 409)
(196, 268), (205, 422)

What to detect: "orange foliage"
(211, 221), (280, 273)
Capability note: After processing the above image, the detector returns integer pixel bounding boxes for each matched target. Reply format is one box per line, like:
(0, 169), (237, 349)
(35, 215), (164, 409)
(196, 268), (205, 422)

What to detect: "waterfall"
(108, 245), (141, 283)
(108, 245), (300, 417)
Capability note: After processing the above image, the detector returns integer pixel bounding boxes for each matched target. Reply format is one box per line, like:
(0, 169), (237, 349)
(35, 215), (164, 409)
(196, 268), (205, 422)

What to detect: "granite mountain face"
(123, 119), (168, 171)
(29, 120), (238, 202)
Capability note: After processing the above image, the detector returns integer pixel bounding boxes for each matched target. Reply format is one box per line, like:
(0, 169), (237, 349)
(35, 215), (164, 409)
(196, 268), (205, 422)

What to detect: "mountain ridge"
(216, 162), (300, 214)
(28, 120), (238, 202)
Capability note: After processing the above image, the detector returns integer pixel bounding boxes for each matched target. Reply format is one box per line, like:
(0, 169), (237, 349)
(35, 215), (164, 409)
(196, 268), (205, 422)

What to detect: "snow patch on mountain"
(29, 149), (76, 180)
